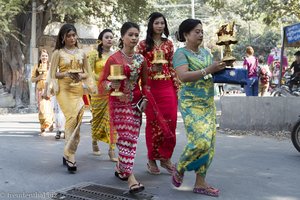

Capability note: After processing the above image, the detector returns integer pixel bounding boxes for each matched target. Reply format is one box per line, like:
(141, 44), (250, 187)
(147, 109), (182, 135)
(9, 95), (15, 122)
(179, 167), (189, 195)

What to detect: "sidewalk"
(0, 112), (299, 200)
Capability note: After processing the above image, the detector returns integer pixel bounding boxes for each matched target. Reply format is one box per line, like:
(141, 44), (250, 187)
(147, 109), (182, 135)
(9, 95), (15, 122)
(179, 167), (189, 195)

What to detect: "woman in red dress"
(99, 22), (148, 194)
(137, 12), (179, 175)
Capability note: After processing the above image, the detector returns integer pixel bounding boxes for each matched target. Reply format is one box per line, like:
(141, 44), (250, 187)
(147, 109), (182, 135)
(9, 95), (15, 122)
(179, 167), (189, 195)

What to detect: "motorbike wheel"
(291, 119), (300, 152)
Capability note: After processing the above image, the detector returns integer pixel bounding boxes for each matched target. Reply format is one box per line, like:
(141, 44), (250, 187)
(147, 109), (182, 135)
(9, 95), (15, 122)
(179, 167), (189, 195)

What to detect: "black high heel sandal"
(63, 157), (67, 166)
(63, 157), (77, 172)
(55, 131), (61, 139)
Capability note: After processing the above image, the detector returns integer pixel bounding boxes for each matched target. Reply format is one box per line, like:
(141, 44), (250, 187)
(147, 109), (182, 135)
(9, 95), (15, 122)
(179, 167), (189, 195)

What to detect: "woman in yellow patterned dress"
(31, 49), (53, 135)
(172, 19), (225, 197)
(49, 24), (95, 173)
(88, 29), (117, 161)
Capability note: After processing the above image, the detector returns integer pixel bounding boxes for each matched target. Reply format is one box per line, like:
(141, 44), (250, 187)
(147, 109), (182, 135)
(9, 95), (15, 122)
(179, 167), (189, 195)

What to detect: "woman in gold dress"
(49, 24), (94, 173)
(88, 29), (117, 161)
(31, 49), (53, 135)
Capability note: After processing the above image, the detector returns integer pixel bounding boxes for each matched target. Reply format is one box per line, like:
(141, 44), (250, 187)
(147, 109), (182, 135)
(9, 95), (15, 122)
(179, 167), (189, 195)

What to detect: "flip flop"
(147, 163), (160, 175)
(129, 183), (145, 194)
(193, 187), (220, 197)
(160, 161), (174, 174)
(114, 166), (128, 181)
(171, 164), (184, 188)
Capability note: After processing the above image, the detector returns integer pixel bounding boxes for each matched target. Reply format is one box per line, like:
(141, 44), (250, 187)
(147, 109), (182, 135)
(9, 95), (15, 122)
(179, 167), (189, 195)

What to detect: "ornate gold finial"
(216, 21), (238, 66)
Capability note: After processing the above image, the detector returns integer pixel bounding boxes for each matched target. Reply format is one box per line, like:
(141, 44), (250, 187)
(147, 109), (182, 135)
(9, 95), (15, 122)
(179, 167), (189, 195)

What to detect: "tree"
(0, 0), (153, 107)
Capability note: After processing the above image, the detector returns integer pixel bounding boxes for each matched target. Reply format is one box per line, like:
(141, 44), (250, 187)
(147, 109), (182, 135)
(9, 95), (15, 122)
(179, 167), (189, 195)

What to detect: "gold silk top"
(49, 48), (93, 94)
(31, 63), (49, 91)
(88, 49), (111, 81)
(58, 49), (85, 73)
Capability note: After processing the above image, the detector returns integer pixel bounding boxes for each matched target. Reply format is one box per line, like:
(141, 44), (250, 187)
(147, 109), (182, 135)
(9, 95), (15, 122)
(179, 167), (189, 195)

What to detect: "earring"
(96, 40), (102, 45)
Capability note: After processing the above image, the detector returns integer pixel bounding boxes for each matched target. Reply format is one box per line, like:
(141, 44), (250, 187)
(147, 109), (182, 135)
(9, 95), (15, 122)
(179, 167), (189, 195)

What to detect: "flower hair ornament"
(96, 40), (102, 45)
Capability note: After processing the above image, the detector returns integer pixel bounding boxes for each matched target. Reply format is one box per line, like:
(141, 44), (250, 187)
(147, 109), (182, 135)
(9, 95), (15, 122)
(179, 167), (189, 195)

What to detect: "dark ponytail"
(97, 29), (113, 59)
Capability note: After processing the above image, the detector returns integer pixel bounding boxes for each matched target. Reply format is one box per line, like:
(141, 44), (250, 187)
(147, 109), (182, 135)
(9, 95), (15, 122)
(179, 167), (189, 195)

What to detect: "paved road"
(0, 111), (299, 200)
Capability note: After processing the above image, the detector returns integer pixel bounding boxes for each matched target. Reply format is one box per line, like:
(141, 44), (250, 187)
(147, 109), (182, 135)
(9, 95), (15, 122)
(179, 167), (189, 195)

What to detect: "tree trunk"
(2, 17), (31, 107)
(2, 1), (50, 108)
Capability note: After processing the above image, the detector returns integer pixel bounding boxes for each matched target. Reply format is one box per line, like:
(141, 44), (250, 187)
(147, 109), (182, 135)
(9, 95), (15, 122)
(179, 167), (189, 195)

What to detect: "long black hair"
(97, 29), (113, 59)
(118, 22), (140, 49)
(175, 19), (202, 42)
(145, 12), (169, 52)
(54, 23), (78, 50)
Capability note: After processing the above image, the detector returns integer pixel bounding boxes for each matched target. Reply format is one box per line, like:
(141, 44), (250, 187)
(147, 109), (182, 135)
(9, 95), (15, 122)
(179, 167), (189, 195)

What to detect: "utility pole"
(191, 0), (195, 18)
(29, 0), (38, 107)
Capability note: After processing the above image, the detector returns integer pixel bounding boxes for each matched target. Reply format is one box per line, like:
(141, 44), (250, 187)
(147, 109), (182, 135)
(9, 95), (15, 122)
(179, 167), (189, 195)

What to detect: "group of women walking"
(32, 12), (226, 197)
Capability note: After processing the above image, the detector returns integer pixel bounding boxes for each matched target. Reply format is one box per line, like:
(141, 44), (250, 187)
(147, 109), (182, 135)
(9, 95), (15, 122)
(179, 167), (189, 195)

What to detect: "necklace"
(64, 47), (78, 55)
(185, 47), (205, 61)
(120, 50), (134, 64)
(153, 39), (162, 47)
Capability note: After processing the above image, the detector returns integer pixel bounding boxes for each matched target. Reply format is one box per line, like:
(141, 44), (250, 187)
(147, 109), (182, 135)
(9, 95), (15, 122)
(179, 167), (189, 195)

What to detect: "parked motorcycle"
(291, 116), (300, 152)
(271, 72), (300, 96)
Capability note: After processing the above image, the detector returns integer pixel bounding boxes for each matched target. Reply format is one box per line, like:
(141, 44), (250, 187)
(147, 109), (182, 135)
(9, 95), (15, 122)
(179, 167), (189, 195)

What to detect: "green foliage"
(0, 0), (154, 42)
(232, 30), (281, 60)
(0, 0), (29, 42)
(48, 0), (154, 26)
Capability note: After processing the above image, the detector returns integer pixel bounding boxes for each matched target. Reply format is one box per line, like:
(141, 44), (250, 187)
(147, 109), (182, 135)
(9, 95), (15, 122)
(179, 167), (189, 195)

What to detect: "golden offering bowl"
(151, 50), (168, 64)
(107, 64), (127, 96)
(107, 64), (127, 81)
(152, 50), (167, 79)
(68, 69), (83, 86)
(68, 69), (82, 73)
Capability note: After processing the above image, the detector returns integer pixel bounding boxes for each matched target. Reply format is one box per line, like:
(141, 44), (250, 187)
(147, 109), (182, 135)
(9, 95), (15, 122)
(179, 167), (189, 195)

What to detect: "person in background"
(48, 23), (94, 173)
(99, 22), (148, 194)
(257, 56), (271, 96)
(243, 46), (259, 96)
(43, 69), (66, 139)
(136, 12), (178, 175)
(31, 49), (54, 136)
(88, 29), (117, 162)
(172, 18), (225, 197)
(288, 51), (300, 90)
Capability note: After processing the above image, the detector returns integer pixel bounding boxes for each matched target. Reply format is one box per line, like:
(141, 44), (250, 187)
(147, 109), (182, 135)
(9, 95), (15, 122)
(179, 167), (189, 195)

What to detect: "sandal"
(147, 163), (160, 175)
(193, 187), (219, 197)
(63, 157), (77, 173)
(172, 164), (184, 188)
(92, 141), (101, 156)
(55, 131), (61, 139)
(114, 166), (128, 181)
(129, 183), (145, 194)
(160, 160), (174, 174)
(108, 149), (118, 162)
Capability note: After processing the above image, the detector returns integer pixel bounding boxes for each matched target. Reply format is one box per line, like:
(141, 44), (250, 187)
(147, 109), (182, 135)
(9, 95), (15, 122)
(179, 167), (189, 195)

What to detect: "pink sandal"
(171, 164), (184, 187)
(160, 161), (174, 174)
(193, 186), (220, 197)
(147, 163), (161, 175)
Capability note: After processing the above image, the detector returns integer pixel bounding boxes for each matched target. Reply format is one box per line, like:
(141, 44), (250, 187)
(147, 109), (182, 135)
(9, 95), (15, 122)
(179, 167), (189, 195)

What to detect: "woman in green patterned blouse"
(172, 18), (225, 197)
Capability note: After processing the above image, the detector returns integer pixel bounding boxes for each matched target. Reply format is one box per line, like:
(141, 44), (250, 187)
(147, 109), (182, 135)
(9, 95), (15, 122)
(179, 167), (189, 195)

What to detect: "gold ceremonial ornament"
(151, 50), (168, 79)
(216, 21), (238, 66)
(107, 64), (127, 96)
(38, 64), (47, 79)
(68, 59), (83, 86)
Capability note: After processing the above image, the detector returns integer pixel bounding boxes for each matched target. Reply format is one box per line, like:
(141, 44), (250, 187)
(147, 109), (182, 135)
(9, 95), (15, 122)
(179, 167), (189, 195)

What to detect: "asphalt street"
(0, 110), (299, 200)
